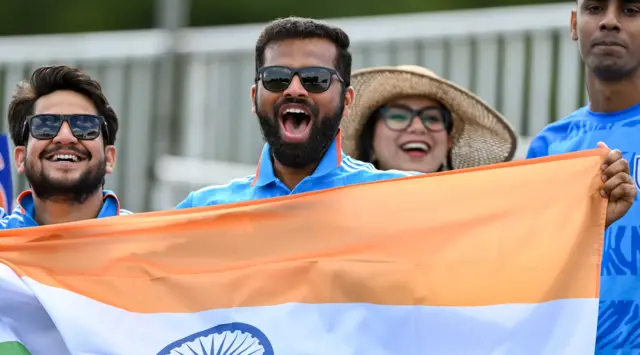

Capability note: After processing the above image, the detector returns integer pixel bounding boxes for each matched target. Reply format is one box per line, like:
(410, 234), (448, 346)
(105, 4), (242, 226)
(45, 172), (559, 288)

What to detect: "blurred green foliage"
(0, 0), (567, 36)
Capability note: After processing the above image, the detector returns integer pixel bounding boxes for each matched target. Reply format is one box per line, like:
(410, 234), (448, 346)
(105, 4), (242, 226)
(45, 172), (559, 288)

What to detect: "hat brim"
(340, 66), (518, 170)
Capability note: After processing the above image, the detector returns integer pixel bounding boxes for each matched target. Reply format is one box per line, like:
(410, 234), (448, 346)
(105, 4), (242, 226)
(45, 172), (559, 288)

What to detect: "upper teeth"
(52, 154), (79, 162)
(284, 108), (307, 115)
(401, 142), (429, 151)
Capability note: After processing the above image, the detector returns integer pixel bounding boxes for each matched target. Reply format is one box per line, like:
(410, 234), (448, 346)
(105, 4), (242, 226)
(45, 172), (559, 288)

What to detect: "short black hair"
(255, 16), (352, 87)
(7, 65), (119, 147)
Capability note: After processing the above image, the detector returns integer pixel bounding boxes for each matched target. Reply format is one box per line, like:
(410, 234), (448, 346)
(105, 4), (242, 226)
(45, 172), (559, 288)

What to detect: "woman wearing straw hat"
(341, 65), (518, 172)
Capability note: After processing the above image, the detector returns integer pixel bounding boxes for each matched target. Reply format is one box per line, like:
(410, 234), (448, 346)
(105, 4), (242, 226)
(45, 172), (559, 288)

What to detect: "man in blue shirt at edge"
(0, 65), (131, 229)
(177, 17), (634, 232)
(527, 0), (640, 352)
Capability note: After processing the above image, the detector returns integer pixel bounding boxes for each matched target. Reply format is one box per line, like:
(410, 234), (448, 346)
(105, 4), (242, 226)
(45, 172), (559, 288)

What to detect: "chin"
(413, 167), (436, 174)
(589, 60), (634, 81)
(45, 169), (82, 177)
(43, 172), (84, 184)
(49, 179), (83, 189)
(414, 163), (443, 174)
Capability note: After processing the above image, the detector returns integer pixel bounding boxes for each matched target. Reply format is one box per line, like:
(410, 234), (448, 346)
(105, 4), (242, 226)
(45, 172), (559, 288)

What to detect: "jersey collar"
(251, 130), (344, 187)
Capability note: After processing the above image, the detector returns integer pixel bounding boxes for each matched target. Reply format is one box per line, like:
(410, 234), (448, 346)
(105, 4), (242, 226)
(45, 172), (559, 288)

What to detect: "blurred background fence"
(0, 2), (584, 211)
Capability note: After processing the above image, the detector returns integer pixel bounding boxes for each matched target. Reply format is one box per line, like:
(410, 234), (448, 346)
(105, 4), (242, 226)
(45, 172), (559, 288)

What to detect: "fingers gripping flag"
(0, 150), (607, 355)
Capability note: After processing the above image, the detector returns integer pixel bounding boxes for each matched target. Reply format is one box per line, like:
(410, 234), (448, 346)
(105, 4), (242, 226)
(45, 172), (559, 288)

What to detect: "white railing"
(0, 2), (581, 211)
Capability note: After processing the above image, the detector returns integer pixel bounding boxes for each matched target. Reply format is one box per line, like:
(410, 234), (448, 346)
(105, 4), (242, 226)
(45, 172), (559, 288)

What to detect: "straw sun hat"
(340, 65), (518, 170)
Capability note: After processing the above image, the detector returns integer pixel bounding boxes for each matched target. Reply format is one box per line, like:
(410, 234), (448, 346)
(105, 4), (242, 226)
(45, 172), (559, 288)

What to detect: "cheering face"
(14, 90), (116, 203)
(372, 96), (453, 173)
(251, 38), (354, 169)
(572, 0), (640, 81)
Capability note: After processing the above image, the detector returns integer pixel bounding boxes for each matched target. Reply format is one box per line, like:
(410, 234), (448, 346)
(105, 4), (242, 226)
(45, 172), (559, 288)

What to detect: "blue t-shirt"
(0, 189), (132, 229)
(528, 103), (640, 354)
(176, 132), (419, 208)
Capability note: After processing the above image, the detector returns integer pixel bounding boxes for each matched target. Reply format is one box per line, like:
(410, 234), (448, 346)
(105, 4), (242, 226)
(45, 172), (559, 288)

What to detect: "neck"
(273, 159), (317, 190)
(587, 71), (640, 113)
(32, 190), (104, 226)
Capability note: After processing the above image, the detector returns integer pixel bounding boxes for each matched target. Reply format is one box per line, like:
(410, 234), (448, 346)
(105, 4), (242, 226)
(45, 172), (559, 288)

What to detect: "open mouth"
(400, 142), (431, 156)
(45, 153), (86, 163)
(279, 106), (312, 142)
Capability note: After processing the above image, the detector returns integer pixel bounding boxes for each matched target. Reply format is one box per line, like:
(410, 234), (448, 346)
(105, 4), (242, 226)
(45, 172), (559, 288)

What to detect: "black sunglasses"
(377, 105), (452, 133)
(23, 114), (109, 142)
(256, 66), (344, 93)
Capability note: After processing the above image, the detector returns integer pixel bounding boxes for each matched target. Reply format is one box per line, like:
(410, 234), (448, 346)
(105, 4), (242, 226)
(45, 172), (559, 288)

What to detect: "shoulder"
(0, 207), (10, 229)
(0, 207), (9, 220)
(0, 206), (29, 230)
(176, 175), (256, 209)
(527, 107), (590, 159)
(100, 191), (133, 217)
(542, 107), (589, 134)
(338, 156), (420, 182)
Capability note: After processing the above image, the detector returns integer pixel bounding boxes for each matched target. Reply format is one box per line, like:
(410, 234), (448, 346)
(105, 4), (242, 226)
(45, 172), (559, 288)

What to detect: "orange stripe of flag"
(0, 149), (606, 313)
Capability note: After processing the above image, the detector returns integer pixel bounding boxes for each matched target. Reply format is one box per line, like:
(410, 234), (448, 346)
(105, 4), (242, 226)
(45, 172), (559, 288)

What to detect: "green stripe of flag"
(0, 341), (31, 354)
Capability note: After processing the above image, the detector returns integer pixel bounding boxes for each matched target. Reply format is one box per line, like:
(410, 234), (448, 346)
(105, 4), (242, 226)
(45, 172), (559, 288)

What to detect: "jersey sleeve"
(175, 192), (195, 209)
(526, 132), (551, 159)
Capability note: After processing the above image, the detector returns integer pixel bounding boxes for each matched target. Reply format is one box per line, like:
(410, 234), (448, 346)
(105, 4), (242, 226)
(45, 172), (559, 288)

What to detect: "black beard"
(587, 56), (639, 82)
(592, 64), (637, 82)
(25, 155), (106, 204)
(256, 97), (344, 169)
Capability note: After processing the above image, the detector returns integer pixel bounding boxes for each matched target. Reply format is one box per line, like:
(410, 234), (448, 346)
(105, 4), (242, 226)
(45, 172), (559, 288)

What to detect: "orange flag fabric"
(0, 149), (606, 355)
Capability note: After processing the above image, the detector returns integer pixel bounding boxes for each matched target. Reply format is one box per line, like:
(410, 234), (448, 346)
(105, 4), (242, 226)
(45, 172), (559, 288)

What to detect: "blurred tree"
(0, 1), (154, 36)
(192, 0), (569, 27)
(0, 0), (567, 36)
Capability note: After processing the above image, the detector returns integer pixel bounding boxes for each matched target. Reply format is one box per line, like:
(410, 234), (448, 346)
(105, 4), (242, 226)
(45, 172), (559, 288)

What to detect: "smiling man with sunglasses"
(1, 65), (131, 228)
(176, 17), (421, 208)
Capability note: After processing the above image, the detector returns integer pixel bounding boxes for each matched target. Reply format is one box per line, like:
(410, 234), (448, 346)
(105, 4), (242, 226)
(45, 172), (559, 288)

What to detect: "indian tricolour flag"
(0, 149), (606, 355)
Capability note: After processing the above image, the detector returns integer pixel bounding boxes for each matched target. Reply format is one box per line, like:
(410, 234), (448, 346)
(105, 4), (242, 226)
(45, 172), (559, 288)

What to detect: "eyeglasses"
(23, 114), (109, 142)
(256, 66), (344, 93)
(377, 105), (451, 133)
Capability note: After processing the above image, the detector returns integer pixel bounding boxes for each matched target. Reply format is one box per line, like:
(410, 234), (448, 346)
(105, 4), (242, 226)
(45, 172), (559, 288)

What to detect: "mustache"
(274, 98), (320, 117)
(39, 145), (90, 159)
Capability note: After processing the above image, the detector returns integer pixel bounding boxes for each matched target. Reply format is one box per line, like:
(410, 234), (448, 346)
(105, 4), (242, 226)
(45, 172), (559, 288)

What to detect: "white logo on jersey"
(634, 155), (640, 190)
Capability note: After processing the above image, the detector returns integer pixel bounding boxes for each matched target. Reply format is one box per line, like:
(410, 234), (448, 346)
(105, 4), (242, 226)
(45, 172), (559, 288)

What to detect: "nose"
(600, 7), (621, 32)
(52, 122), (78, 144)
(282, 75), (308, 98)
(406, 116), (427, 133)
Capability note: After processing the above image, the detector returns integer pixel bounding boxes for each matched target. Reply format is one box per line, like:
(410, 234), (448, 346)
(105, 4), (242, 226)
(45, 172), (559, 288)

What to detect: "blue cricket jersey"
(528, 103), (640, 354)
(176, 131), (419, 208)
(0, 189), (132, 229)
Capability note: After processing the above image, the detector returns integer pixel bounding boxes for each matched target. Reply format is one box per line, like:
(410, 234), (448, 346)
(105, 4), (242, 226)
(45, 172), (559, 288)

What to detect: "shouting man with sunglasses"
(1, 65), (131, 228)
(176, 17), (420, 209)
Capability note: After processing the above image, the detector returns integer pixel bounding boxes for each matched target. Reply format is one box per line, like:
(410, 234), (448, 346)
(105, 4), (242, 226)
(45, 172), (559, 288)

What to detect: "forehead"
(33, 90), (97, 115)
(263, 38), (337, 69)
(387, 96), (442, 108)
(579, 0), (640, 5)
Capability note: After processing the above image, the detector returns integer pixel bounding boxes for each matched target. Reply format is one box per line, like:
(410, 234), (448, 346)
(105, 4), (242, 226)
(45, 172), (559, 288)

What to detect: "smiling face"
(572, 0), (640, 81)
(371, 96), (453, 173)
(251, 38), (354, 169)
(14, 90), (116, 203)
